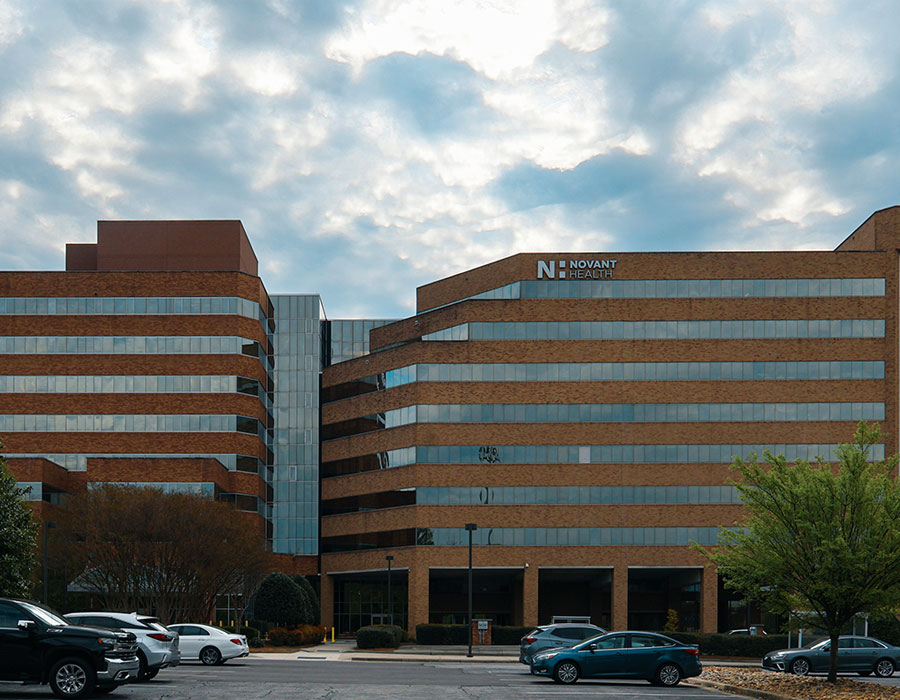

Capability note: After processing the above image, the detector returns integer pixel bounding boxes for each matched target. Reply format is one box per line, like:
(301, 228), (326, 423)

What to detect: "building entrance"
(538, 569), (611, 628)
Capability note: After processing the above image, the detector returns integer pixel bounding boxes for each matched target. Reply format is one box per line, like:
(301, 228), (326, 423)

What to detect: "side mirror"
(588, 643), (597, 651)
(822, 646), (831, 652)
(17, 620), (36, 633)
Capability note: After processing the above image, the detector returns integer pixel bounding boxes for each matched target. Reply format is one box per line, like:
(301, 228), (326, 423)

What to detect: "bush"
(492, 626), (533, 645)
(255, 573), (308, 627)
(267, 625), (327, 646)
(665, 631), (790, 657)
(357, 625), (401, 649)
(291, 575), (320, 625)
(248, 637), (264, 648)
(249, 618), (273, 637)
(415, 624), (469, 645)
(869, 616), (900, 646)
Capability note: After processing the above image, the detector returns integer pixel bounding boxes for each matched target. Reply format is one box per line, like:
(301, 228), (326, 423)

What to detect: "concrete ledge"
(687, 677), (799, 700)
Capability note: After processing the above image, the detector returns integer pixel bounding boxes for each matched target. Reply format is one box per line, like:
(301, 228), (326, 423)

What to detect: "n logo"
(537, 260), (565, 279)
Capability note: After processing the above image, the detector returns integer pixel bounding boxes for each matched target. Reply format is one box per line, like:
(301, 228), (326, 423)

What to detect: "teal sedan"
(530, 631), (702, 686)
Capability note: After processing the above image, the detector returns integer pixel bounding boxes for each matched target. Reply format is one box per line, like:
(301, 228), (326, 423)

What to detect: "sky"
(1, 0), (899, 319)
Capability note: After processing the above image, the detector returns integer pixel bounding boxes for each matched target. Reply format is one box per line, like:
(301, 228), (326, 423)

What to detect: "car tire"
(49, 657), (96, 699)
(553, 661), (580, 684)
(136, 652), (153, 682)
(789, 658), (811, 676)
(656, 663), (682, 687)
(875, 659), (895, 678)
(200, 646), (222, 666)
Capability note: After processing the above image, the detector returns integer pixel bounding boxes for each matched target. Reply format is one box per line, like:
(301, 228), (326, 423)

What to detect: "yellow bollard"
(331, 627), (335, 642)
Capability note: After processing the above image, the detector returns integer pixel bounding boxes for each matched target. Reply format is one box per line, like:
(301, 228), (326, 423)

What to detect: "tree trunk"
(828, 632), (839, 683)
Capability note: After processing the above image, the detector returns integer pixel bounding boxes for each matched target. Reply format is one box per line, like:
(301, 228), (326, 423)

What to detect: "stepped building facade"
(4, 207), (900, 633)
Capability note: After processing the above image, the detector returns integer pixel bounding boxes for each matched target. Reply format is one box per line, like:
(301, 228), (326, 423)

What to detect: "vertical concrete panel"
(522, 564), (538, 626)
(320, 574), (334, 631)
(701, 566), (718, 633)
(409, 563), (430, 637)
(612, 566), (628, 630)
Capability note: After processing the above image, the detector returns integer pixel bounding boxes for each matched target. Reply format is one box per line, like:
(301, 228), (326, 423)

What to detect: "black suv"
(0, 598), (140, 698)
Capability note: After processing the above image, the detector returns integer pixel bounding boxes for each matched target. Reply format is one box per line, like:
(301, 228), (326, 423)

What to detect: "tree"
(0, 444), (39, 597)
(254, 573), (306, 627)
(291, 574), (320, 625)
(56, 484), (267, 624)
(696, 422), (900, 682)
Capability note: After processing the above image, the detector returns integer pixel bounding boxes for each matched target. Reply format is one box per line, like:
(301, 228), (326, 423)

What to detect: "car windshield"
(19, 601), (69, 627)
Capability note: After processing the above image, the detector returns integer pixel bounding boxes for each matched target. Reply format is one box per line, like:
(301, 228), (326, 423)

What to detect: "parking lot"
(0, 658), (737, 700)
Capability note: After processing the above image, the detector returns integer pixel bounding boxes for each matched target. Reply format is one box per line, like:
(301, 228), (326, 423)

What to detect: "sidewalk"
(251, 641), (760, 666)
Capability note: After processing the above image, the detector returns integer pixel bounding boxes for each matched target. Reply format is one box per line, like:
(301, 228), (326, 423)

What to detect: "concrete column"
(522, 564), (539, 626)
(612, 566), (628, 631)
(700, 566), (718, 633)
(320, 573), (334, 631)
(408, 562), (429, 638)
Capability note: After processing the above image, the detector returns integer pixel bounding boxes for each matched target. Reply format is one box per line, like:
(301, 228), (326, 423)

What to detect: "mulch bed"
(700, 666), (900, 699)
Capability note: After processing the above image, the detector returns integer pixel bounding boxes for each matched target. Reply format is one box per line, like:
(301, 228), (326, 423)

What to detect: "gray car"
(519, 623), (607, 665)
(762, 635), (900, 677)
(65, 612), (180, 681)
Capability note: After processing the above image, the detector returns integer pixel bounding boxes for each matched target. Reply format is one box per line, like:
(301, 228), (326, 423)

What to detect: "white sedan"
(167, 624), (250, 665)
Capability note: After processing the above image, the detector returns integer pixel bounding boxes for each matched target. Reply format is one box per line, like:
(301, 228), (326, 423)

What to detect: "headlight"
(98, 637), (117, 646)
(770, 653), (785, 659)
(536, 652), (559, 661)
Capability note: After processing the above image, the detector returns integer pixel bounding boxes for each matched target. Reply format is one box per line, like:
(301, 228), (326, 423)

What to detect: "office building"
(4, 206), (900, 632)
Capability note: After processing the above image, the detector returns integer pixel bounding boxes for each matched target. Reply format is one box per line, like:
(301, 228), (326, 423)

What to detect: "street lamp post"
(465, 523), (478, 658)
(386, 555), (394, 625)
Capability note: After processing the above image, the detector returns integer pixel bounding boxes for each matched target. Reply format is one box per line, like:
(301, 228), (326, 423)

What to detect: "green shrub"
(291, 574), (321, 625)
(492, 626), (533, 645)
(248, 637), (264, 648)
(249, 618), (273, 636)
(255, 573), (308, 627)
(415, 624), (469, 645)
(869, 616), (900, 646)
(664, 631), (789, 657)
(267, 625), (327, 646)
(357, 625), (401, 649)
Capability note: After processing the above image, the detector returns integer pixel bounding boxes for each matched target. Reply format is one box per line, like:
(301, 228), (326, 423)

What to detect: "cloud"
(1, 0), (900, 318)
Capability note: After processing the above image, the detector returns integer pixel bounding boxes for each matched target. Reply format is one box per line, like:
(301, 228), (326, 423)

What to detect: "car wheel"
(49, 657), (96, 699)
(200, 646), (222, 666)
(656, 663), (682, 687)
(789, 658), (811, 676)
(553, 661), (580, 684)
(136, 652), (152, 682)
(875, 659), (895, 677)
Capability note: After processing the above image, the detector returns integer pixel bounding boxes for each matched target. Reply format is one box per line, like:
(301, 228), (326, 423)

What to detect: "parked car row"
(520, 623), (702, 686)
(0, 597), (249, 699)
(519, 623), (900, 686)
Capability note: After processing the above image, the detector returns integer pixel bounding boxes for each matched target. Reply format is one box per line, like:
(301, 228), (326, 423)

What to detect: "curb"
(687, 677), (799, 700)
(349, 655), (517, 664)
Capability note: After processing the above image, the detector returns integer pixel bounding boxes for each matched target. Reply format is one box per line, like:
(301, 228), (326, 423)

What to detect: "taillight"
(147, 633), (173, 642)
(524, 637), (537, 644)
(230, 638), (243, 645)
(683, 648), (699, 656)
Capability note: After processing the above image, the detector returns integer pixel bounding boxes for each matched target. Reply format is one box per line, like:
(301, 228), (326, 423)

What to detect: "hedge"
(415, 624), (469, 645)
(357, 625), (402, 649)
(267, 625), (327, 646)
(665, 632), (790, 657)
(492, 626), (533, 645)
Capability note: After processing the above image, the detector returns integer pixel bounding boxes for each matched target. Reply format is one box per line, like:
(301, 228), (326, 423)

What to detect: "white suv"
(65, 612), (180, 681)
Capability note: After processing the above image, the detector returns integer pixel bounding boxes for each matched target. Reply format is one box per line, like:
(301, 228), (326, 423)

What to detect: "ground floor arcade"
(320, 547), (755, 636)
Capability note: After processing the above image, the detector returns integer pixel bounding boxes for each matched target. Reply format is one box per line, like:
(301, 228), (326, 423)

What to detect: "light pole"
(386, 555), (394, 625)
(465, 523), (478, 658)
